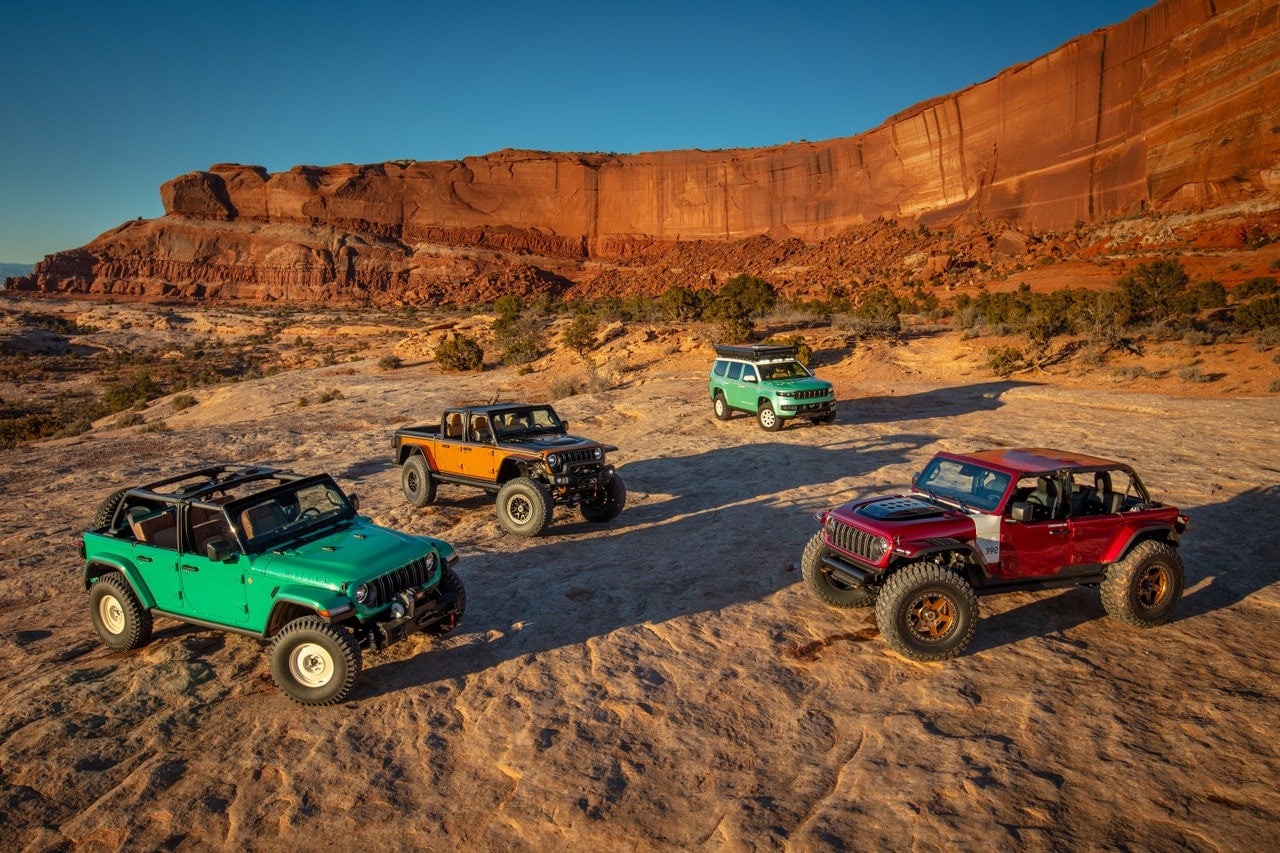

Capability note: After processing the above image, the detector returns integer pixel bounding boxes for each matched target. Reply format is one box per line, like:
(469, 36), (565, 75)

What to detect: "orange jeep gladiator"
(393, 403), (624, 537)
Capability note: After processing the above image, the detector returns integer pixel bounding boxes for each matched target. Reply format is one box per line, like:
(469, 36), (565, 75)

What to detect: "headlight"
(354, 583), (370, 604)
(777, 391), (794, 398)
(593, 447), (603, 460)
(546, 453), (560, 470)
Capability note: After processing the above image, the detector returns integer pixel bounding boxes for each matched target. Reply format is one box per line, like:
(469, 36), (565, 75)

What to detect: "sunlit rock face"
(11, 0), (1280, 303)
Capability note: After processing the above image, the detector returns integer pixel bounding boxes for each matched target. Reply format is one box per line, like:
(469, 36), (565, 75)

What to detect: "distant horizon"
(1, 0), (1153, 264)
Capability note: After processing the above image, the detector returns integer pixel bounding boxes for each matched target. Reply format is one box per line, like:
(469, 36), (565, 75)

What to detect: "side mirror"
(744, 375), (758, 383)
(348, 493), (361, 513)
(1010, 502), (1032, 523)
(205, 537), (234, 562)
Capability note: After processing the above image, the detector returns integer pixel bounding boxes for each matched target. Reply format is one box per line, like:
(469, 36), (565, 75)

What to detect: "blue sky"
(1, 0), (1152, 264)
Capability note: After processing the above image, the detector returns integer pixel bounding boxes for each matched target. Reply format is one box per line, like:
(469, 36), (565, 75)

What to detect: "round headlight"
(546, 453), (560, 470)
(593, 447), (603, 460)
(354, 583), (370, 604)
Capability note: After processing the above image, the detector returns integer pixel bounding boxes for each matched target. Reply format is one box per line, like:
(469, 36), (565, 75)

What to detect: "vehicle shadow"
(837, 380), (1038, 426)
(970, 484), (1280, 654)
(358, 433), (934, 697)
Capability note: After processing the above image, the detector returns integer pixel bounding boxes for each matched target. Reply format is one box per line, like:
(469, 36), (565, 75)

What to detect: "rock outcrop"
(10, 0), (1280, 304)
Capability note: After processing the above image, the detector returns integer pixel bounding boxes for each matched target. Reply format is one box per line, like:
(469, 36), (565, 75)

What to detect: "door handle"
(137, 555), (152, 563)
(181, 564), (200, 572)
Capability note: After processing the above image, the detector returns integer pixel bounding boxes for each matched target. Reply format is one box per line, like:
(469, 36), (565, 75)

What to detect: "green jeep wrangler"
(709, 344), (837, 431)
(80, 465), (464, 705)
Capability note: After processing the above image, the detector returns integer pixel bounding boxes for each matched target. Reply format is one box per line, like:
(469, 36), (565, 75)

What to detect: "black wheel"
(713, 392), (732, 420)
(496, 477), (552, 537)
(757, 402), (783, 432)
(401, 454), (437, 507)
(580, 475), (627, 523)
(269, 616), (361, 705)
(429, 565), (467, 635)
(88, 574), (153, 650)
(801, 531), (873, 608)
(93, 488), (129, 530)
(875, 562), (978, 662)
(1101, 540), (1184, 627)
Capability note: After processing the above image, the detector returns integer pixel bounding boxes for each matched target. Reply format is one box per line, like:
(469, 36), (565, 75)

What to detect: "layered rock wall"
(11, 0), (1280, 302)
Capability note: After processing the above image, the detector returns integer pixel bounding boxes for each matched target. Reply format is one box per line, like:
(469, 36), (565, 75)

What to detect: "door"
(178, 505), (250, 623)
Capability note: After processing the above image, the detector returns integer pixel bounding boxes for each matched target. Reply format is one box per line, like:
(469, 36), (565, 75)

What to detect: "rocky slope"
(8, 0), (1280, 304)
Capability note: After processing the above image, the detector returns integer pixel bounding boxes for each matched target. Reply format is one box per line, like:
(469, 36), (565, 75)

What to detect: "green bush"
(1234, 295), (1280, 331)
(435, 335), (484, 371)
(561, 315), (599, 356)
(763, 334), (813, 366)
(986, 346), (1024, 376)
(501, 335), (542, 365)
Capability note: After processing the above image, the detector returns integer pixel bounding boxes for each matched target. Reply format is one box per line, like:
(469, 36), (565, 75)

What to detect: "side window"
(712, 360), (728, 377)
(726, 362), (744, 381)
(742, 366), (758, 382)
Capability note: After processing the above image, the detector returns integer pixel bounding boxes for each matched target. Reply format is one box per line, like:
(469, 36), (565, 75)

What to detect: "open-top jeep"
(81, 465), (464, 705)
(802, 448), (1189, 661)
(709, 344), (836, 431)
(393, 402), (625, 537)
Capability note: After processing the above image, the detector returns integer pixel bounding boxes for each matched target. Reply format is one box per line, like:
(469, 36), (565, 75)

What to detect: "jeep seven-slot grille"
(558, 448), (598, 468)
(362, 554), (437, 608)
(792, 389), (828, 400)
(825, 519), (887, 564)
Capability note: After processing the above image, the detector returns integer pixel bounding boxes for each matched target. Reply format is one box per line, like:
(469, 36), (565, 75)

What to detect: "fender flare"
(895, 536), (985, 569)
(1102, 524), (1179, 564)
(84, 558), (158, 610)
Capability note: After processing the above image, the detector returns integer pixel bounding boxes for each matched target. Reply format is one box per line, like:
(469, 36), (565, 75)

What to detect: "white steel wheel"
(289, 641), (336, 688)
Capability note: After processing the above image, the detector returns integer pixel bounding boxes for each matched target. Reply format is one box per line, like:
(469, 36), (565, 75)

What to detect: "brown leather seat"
(241, 503), (288, 540)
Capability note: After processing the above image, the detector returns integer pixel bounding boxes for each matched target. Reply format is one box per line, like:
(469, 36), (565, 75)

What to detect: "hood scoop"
(858, 496), (946, 521)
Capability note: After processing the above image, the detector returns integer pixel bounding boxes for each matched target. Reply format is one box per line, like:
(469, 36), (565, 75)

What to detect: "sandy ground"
(1, 311), (1279, 851)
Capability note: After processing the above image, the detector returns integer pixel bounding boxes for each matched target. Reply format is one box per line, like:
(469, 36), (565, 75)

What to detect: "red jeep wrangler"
(802, 448), (1190, 661)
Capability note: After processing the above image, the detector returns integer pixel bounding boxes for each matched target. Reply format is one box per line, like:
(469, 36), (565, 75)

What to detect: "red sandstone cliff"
(9, 0), (1280, 304)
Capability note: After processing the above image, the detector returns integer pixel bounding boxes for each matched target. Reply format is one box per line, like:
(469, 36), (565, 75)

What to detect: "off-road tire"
(93, 488), (129, 531)
(801, 531), (873, 608)
(269, 616), (361, 705)
(757, 402), (783, 432)
(401, 454), (437, 507)
(1100, 540), (1184, 627)
(429, 565), (467, 635)
(875, 562), (978, 662)
(88, 574), (153, 650)
(496, 477), (552, 537)
(713, 392), (732, 420)
(580, 475), (627, 523)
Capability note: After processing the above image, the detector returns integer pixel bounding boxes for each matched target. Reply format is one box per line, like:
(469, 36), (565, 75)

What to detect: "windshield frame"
(226, 474), (356, 552)
(912, 457), (1012, 514)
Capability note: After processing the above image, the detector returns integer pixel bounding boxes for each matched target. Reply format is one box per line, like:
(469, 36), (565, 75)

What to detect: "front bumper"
(549, 464), (615, 500)
(366, 583), (465, 650)
(779, 399), (836, 416)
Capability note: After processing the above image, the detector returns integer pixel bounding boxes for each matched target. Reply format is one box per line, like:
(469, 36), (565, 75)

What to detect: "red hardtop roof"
(950, 448), (1124, 474)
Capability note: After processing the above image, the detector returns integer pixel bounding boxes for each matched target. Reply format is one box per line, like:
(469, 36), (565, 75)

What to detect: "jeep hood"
(830, 494), (974, 539)
(770, 377), (832, 391)
(252, 521), (448, 590)
(507, 434), (600, 451)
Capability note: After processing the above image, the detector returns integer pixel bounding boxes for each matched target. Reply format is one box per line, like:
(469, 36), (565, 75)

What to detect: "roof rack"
(713, 344), (798, 362)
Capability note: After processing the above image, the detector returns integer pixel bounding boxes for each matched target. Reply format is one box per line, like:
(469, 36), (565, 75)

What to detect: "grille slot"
(825, 520), (887, 564)
(793, 389), (828, 400)
(363, 554), (436, 607)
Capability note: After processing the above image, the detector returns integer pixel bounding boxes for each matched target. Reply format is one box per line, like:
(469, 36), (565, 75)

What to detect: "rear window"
(726, 362), (744, 381)
(712, 360), (729, 377)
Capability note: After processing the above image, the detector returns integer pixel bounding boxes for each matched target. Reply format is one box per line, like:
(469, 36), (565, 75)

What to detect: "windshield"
(234, 478), (354, 550)
(915, 458), (1011, 513)
(759, 361), (811, 380)
(492, 406), (563, 438)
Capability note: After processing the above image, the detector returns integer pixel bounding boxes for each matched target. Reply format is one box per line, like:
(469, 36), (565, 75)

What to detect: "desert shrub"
(317, 389), (344, 403)
(842, 284), (903, 338)
(1234, 295), (1280, 331)
(1178, 366), (1212, 383)
(1175, 279), (1228, 313)
(101, 369), (160, 414)
(115, 411), (145, 428)
(501, 335), (542, 365)
(171, 393), (197, 411)
(1112, 365), (1151, 380)
(1269, 379), (1280, 393)
(561, 314), (599, 356)
(716, 316), (756, 344)
(1117, 260), (1189, 324)
(986, 345), (1024, 376)
(659, 285), (711, 321)
(716, 274), (778, 319)
(493, 294), (523, 321)
(378, 354), (403, 370)
(435, 335), (484, 371)
(1235, 277), (1278, 301)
